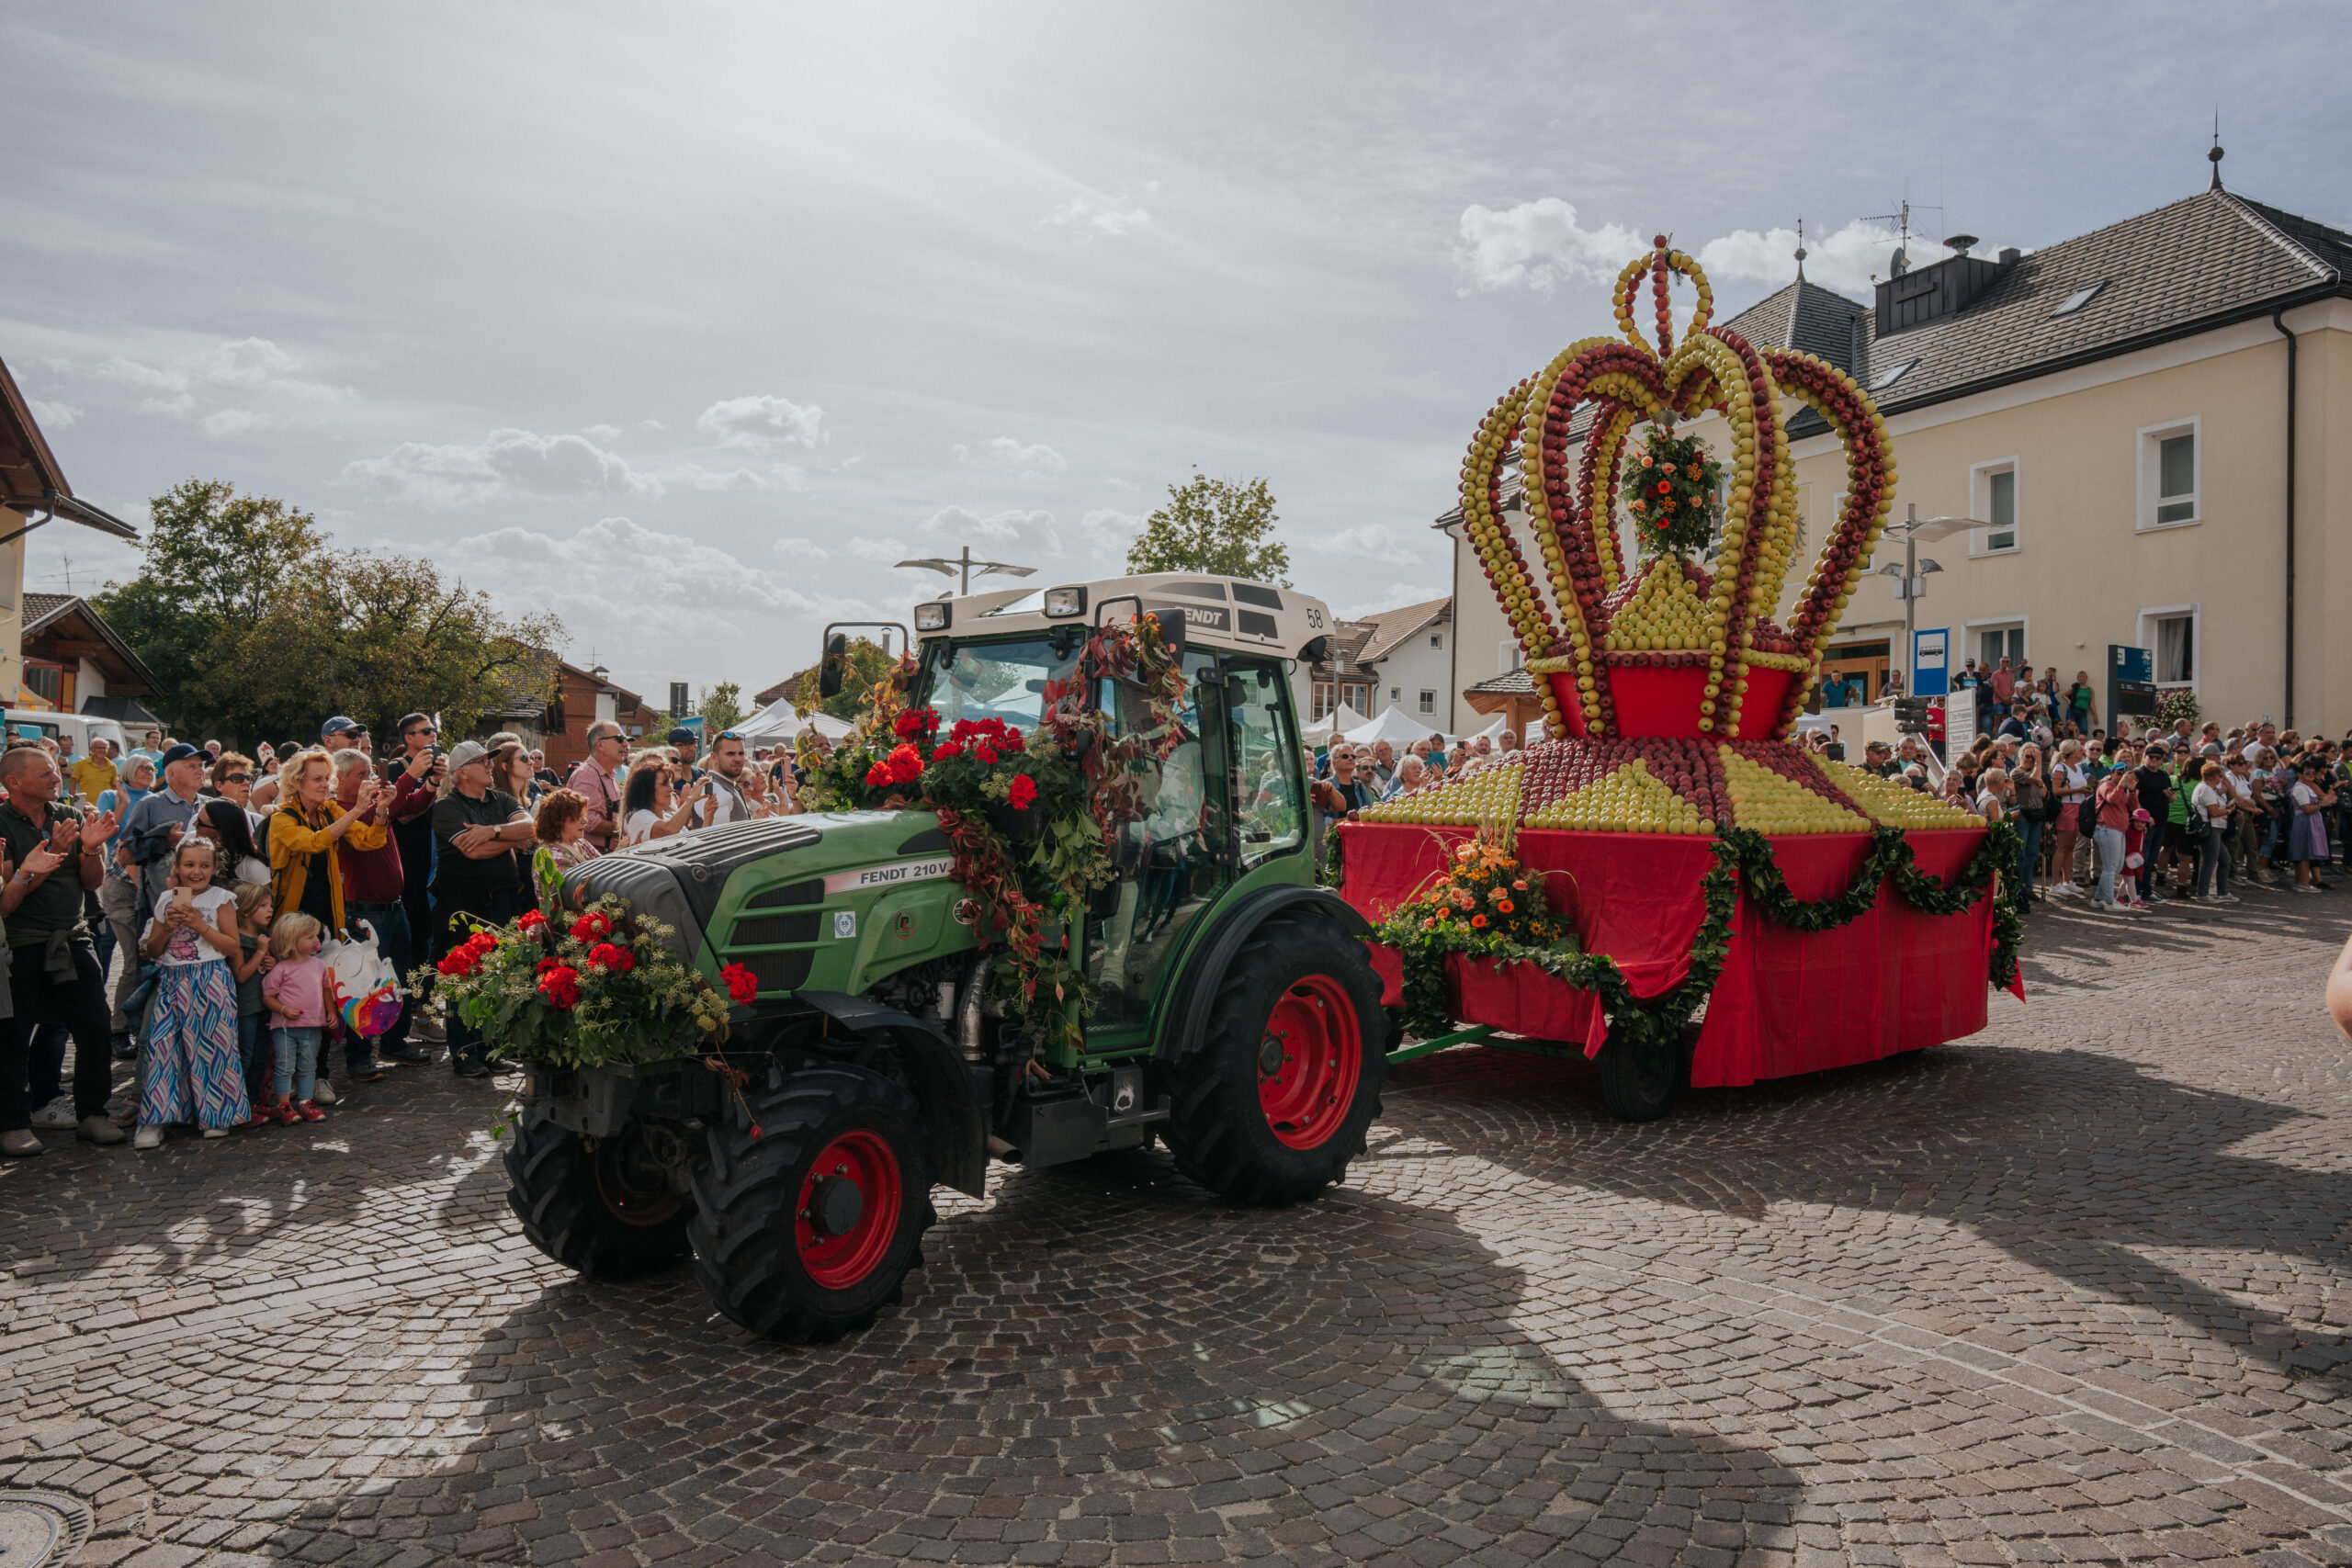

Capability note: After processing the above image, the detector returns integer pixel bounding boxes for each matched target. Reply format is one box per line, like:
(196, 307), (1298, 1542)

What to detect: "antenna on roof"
(1867, 191), (1946, 277)
(2208, 109), (2225, 191)
(1793, 216), (1807, 282)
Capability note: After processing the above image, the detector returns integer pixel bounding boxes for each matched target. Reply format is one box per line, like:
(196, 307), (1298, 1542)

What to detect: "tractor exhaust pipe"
(957, 954), (989, 1062)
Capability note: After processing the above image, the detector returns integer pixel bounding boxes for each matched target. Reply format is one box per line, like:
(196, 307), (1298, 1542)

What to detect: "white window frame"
(1498, 640), (1522, 675)
(2136, 416), (2201, 532)
(1428, 633), (1443, 649)
(1964, 615), (2030, 675)
(1418, 689), (1436, 715)
(1387, 686), (1400, 703)
(1969, 456), (2021, 557)
(2137, 603), (2200, 694)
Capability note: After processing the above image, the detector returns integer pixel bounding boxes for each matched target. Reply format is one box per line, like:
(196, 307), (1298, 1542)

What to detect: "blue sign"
(2109, 644), (2152, 682)
(1912, 628), (1950, 697)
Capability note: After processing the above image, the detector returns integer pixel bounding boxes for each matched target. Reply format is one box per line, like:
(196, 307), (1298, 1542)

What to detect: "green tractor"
(504, 572), (1392, 1341)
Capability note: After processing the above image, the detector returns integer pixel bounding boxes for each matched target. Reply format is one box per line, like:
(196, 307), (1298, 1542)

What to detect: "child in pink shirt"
(262, 912), (337, 1121)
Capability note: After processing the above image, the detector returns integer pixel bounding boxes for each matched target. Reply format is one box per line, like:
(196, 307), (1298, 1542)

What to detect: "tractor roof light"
(914, 601), (951, 632)
(1043, 586), (1088, 618)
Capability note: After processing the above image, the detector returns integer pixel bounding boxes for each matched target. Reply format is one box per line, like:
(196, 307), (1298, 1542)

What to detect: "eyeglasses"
(224, 773), (252, 784)
(405, 726), (437, 738)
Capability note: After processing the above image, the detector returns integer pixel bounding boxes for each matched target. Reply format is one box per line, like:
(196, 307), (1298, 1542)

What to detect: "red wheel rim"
(795, 1129), (903, 1290)
(1257, 974), (1363, 1150)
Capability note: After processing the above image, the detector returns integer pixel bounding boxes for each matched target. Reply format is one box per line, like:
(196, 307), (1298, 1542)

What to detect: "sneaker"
(133, 1124), (164, 1150)
(454, 1060), (493, 1080)
(246, 1104), (277, 1129)
(273, 1100), (300, 1126)
(416, 1016), (447, 1043)
(1, 1129), (44, 1158)
(110, 1033), (138, 1062)
(379, 1043), (432, 1066)
(350, 1065), (387, 1084)
(30, 1095), (76, 1130)
(79, 1115), (125, 1145)
(294, 1100), (325, 1122)
(2296, 885), (2323, 895)
(311, 1081), (338, 1105)
(2217, 893), (2241, 904)
(201, 1127), (231, 1140)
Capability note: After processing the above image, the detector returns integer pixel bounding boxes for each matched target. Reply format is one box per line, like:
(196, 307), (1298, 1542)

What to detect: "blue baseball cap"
(322, 716), (363, 739)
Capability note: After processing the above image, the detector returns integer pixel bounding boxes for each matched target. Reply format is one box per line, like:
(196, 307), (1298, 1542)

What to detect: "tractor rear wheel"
(1597, 1022), (1686, 1122)
(504, 1106), (693, 1279)
(689, 1066), (933, 1343)
(1165, 917), (1387, 1205)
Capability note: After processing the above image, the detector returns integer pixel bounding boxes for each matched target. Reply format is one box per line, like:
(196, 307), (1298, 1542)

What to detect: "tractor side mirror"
(1298, 635), (1330, 664)
(1143, 604), (1187, 657)
(817, 632), (849, 699)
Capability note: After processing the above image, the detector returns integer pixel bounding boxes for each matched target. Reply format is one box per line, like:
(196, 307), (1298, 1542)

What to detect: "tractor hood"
(560, 810), (953, 971)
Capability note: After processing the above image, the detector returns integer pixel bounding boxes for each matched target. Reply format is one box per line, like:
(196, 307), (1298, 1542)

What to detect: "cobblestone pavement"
(6, 889), (2352, 1567)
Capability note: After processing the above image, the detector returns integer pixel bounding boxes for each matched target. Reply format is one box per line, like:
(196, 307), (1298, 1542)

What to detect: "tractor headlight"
(914, 601), (951, 631)
(1043, 586), (1088, 618)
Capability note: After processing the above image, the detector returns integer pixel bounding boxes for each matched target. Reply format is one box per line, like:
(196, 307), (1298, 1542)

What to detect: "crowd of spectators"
(0, 712), (821, 1157)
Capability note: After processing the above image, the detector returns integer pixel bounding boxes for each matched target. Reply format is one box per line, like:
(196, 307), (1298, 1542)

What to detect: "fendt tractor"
(503, 572), (1393, 1341)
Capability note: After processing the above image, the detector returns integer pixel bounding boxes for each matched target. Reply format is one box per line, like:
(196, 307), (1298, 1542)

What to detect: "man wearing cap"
(321, 715), (364, 753)
(564, 723), (628, 853)
(667, 728), (703, 787)
(431, 740), (535, 1078)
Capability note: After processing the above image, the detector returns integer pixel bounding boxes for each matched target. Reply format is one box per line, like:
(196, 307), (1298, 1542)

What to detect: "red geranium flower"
(720, 962), (760, 1007)
(537, 964), (582, 1009)
(1006, 773), (1038, 810)
(975, 745), (999, 766)
(865, 761), (891, 785)
(518, 909), (546, 931)
(587, 942), (635, 973)
(571, 911), (613, 942)
(884, 743), (926, 785)
(436, 947), (483, 978)
(893, 706), (939, 740)
(930, 739), (963, 761)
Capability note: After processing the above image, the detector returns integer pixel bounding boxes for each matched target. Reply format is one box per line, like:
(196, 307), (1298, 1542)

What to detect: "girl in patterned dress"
(134, 838), (251, 1148)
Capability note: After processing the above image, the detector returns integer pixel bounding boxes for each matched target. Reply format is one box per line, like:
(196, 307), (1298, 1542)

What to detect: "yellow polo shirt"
(67, 756), (117, 804)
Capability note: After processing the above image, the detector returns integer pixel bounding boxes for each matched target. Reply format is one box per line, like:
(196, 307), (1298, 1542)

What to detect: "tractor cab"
(885, 572), (1333, 1040)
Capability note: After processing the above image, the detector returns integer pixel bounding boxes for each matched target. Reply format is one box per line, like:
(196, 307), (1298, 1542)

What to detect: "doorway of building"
(1816, 639), (1890, 712)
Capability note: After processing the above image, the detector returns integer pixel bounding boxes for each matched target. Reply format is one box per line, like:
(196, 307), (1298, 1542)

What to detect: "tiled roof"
(17, 592), (160, 693)
(1466, 668), (1535, 695)
(21, 592), (74, 628)
(1851, 187), (2347, 414)
(1353, 597), (1452, 665)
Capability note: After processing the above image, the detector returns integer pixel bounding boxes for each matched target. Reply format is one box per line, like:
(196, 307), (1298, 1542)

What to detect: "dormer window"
(2050, 281), (2106, 318)
(1868, 357), (1919, 392)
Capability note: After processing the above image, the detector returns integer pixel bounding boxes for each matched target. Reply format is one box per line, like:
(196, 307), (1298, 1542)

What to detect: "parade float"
(1337, 239), (2020, 1119)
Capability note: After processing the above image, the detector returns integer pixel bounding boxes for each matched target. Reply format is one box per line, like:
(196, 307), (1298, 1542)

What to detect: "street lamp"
(1875, 502), (1981, 646)
(896, 543), (1036, 595)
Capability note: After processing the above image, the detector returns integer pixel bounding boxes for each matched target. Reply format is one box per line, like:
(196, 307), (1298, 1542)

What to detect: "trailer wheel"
(689, 1066), (933, 1343)
(1597, 1022), (1686, 1122)
(1165, 916), (1387, 1206)
(504, 1106), (692, 1279)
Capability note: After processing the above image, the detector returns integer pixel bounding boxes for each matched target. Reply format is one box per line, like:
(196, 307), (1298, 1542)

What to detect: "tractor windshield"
(913, 637), (1082, 730)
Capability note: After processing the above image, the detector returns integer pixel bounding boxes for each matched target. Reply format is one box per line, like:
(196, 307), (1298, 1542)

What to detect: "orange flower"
(1497, 899), (1514, 913)
(1470, 914), (1487, 928)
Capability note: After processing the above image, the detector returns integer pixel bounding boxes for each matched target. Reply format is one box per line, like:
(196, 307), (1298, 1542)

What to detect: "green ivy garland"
(1319, 820), (1347, 888)
(1379, 820), (2023, 1046)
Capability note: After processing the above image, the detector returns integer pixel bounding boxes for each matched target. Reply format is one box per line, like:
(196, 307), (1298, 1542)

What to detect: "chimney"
(1873, 238), (2021, 337)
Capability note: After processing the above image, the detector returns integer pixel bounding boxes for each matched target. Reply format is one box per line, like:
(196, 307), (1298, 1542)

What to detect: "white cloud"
(1309, 523), (1422, 568)
(919, 504), (1062, 560)
(639, 419), (668, 432)
(90, 354), (188, 391)
(200, 336), (297, 387)
(581, 423), (623, 440)
(457, 515), (831, 621)
(673, 462), (806, 492)
(1699, 220), (2001, 299)
(27, 400), (81, 429)
(695, 394), (825, 452)
(1105, 476), (1138, 491)
(772, 536), (833, 565)
(952, 436), (1068, 479)
(1043, 191), (1152, 240)
(1455, 199), (1645, 293)
(342, 427), (664, 508)
(141, 394), (196, 419)
(843, 536), (907, 562)
(62, 336), (344, 414)
(1341, 584), (1438, 620)
(1078, 507), (1140, 559)
(198, 408), (274, 438)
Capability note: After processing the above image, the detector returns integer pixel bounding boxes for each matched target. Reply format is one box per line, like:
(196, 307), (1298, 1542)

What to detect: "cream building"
(1442, 175), (2352, 739)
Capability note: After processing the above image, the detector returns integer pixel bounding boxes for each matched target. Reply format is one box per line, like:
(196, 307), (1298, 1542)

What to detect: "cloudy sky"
(4, 2), (2344, 701)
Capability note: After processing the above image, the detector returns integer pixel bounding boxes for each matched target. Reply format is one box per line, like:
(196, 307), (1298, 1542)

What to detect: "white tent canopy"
(1469, 712), (1509, 740)
(734, 698), (853, 744)
(1311, 703), (1369, 740)
(1343, 705), (1440, 749)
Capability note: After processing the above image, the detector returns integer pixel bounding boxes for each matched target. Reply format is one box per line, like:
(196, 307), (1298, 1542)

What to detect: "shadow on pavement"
(256, 1152), (1804, 1565)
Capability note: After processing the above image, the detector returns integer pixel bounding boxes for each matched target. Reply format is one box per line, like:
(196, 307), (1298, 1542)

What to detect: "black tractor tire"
(504, 1105), (694, 1279)
(1164, 915), (1389, 1206)
(689, 1066), (934, 1344)
(1597, 1022), (1687, 1122)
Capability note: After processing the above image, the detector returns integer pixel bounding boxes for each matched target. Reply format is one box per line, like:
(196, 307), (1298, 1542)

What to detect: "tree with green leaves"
(95, 479), (324, 733)
(1124, 469), (1290, 586)
(96, 479), (562, 747)
(698, 681), (746, 737)
(789, 638), (899, 721)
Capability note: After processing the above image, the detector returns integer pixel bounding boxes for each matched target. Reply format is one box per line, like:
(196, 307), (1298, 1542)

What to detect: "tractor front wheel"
(504, 1106), (694, 1279)
(689, 1066), (933, 1343)
(1164, 917), (1387, 1205)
